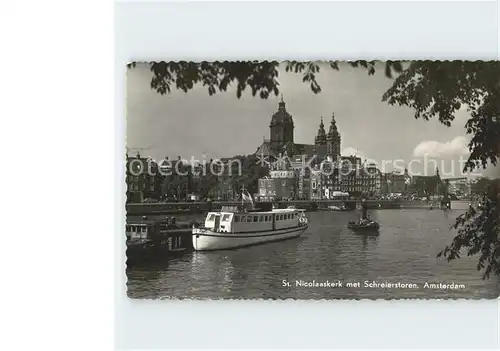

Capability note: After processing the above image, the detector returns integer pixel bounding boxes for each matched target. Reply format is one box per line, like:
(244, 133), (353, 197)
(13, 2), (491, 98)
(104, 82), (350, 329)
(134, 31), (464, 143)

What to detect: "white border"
(2, 0), (114, 350)
(115, 1), (499, 350)
(115, 1), (500, 349)
(3, 0), (497, 350)
(5, 0), (497, 350)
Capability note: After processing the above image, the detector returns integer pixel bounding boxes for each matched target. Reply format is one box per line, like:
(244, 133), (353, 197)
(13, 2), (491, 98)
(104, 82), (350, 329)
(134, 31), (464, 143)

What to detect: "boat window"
(258, 216), (263, 222)
(142, 226), (148, 232)
(222, 214), (231, 222)
(279, 215), (283, 220)
(241, 216), (247, 222)
(207, 214), (215, 221)
(235, 216), (240, 222)
(253, 216), (258, 222)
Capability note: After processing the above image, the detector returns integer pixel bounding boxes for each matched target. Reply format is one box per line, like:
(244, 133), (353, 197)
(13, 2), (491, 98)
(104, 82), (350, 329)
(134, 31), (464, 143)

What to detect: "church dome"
(270, 96), (293, 126)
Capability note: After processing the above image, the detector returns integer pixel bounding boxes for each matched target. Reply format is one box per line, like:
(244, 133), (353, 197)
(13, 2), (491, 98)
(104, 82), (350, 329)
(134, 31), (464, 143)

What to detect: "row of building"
(126, 98), (480, 202)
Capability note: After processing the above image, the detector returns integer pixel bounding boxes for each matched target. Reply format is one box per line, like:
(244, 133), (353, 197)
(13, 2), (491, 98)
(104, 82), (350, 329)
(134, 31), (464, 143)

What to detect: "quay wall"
(127, 200), (467, 215)
(126, 200), (472, 215)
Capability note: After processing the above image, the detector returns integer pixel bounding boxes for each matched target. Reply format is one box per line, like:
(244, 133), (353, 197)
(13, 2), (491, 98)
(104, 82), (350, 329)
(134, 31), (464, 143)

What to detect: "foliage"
(379, 61), (499, 279)
(437, 179), (500, 279)
(127, 61), (404, 98)
(129, 60), (500, 278)
(382, 61), (500, 171)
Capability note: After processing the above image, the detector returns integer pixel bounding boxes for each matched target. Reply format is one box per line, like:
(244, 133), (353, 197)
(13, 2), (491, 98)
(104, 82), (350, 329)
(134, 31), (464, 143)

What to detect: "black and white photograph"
(125, 61), (500, 299)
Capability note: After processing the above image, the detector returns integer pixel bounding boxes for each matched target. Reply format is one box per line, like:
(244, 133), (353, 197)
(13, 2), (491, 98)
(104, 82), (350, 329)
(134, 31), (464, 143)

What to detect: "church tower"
(327, 112), (341, 159)
(315, 117), (327, 146)
(269, 95), (294, 148)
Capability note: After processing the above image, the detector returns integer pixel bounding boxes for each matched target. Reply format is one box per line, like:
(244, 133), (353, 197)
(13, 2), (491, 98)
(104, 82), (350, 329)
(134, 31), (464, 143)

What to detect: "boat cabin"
(203, 208), (306, 233)
(126, 222), (155, 241)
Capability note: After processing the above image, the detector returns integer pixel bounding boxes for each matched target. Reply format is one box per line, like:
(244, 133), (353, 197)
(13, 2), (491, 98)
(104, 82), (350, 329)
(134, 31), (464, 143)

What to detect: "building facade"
(126, 153), (162, 203)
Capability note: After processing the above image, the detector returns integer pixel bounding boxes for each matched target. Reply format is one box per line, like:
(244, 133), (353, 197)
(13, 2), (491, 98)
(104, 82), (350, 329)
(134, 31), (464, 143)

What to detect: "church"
(254, 96), (341, 164)
(255, 97), (384, 200)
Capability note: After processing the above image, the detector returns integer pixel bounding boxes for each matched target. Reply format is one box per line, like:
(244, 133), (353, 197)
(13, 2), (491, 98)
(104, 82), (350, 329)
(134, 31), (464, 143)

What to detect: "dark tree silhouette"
(128, 60), (500, 278)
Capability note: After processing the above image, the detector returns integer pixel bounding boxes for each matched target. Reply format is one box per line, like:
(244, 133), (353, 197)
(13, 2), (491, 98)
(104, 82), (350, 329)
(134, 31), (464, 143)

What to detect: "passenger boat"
(192, 194), (308, 251)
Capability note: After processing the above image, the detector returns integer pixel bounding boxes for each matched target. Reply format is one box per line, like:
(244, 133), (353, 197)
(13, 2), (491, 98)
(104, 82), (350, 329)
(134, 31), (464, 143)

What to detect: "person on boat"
(358, 198), (372, 225)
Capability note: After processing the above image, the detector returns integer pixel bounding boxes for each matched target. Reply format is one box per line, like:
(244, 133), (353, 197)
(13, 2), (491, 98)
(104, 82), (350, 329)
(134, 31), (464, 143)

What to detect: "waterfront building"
(158, 156), (193, 201)
(380, 171), (408, 194)
(257, 153), (296, 200)
(470, 177), (493, 195)
(364, 162), (381, 196)
(126, 152), (162, 203)
(409, 174), (440, 196)
(310, 167), (324, 200)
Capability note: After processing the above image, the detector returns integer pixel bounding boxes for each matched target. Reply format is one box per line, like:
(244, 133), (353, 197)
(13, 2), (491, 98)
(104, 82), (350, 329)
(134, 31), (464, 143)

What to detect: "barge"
(126, 216), (194, 265)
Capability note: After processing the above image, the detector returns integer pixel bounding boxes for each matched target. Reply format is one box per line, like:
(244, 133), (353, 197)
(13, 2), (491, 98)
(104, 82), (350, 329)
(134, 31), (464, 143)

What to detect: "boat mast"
(241, 185), (244, 208)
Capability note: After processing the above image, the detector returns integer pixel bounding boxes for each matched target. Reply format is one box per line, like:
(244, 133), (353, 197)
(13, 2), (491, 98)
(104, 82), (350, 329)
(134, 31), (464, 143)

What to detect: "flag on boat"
(242, 192), (253, 203)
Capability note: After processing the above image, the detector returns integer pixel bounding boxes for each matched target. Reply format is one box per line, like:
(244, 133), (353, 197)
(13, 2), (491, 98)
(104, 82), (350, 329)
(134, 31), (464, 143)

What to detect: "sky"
(126, 62), (498, 179)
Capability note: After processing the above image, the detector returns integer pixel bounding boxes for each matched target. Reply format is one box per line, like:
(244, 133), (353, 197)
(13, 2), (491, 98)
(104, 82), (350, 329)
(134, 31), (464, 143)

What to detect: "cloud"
(412, 136), (469, 158)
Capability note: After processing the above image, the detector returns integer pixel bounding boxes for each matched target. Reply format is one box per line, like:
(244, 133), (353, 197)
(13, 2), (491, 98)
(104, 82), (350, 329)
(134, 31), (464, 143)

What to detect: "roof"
(255, 141), (278, 158)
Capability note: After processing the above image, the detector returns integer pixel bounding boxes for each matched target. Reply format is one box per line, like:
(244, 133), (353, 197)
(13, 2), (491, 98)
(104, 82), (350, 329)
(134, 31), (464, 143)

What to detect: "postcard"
(125, 61), (499, 299)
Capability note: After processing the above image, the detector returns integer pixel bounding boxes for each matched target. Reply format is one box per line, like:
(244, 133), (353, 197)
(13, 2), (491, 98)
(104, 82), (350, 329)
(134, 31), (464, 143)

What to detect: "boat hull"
(192, 226), (307, 251)
(347, 223), (380, 233)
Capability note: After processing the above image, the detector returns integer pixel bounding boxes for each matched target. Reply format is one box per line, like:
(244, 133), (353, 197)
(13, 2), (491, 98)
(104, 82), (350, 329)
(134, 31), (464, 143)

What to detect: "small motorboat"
(349, 199), (380, 233)
(347, 218), (380, 232)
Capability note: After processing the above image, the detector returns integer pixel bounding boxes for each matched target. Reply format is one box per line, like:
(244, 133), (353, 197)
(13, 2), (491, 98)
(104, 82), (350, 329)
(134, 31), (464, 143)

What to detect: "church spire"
(278, 94), (286, 110)
(327, 112), (339, 139)
(327, 112), (341, 159)
(315, 116), (327, 145)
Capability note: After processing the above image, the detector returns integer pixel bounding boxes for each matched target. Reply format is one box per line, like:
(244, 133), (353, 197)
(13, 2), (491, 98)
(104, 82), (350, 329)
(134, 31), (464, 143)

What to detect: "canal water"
(126, 205), (500, 299)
